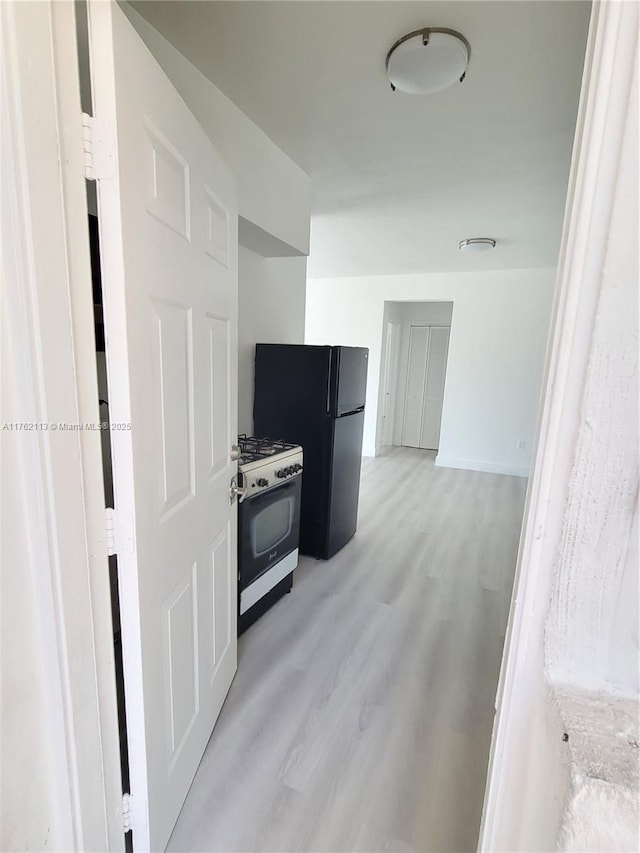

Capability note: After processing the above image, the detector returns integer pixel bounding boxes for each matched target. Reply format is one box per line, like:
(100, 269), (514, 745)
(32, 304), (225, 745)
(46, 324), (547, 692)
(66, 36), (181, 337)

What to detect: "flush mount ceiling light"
(386, 28), (470, 94)
(459, 238), (496, 253)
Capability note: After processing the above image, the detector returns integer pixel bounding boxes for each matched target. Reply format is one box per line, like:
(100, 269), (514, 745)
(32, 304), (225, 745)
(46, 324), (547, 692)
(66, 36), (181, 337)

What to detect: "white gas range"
(236, 436), (303, 634)
(237, 437), (303, 497)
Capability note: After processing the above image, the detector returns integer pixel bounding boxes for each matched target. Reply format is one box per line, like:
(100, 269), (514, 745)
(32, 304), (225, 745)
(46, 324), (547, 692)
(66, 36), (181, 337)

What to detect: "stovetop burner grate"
(237, 434), (297, 463)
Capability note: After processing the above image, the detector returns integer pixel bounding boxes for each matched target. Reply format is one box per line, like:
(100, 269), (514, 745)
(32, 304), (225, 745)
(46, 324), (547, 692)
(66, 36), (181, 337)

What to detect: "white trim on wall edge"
(479, 1), (638, 849)
(435, 456), (529, 478)
(2, 2), (123, 849)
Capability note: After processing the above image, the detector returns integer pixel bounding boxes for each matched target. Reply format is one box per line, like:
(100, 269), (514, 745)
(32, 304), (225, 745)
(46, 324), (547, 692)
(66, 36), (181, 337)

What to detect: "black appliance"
(253, 344), (368, 560)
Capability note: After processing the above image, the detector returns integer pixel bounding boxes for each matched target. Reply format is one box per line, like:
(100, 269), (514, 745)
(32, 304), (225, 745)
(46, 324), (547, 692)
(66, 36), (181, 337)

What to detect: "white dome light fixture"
(386, 28), (470, 94)
(459, 238), (496, 253)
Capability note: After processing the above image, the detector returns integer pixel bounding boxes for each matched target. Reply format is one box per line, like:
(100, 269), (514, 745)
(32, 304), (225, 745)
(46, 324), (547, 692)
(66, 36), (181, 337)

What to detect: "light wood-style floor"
(167, 447), (526, 853)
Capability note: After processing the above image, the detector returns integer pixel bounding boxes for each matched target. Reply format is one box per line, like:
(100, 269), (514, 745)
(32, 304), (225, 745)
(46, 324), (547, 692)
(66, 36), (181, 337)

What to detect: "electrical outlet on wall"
(517, 440), (526, 450)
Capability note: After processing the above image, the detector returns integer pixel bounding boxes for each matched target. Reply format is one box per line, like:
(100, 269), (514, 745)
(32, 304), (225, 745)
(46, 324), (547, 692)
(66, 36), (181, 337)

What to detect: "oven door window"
(250, 496), (294, 557)
(238, 475), (302, 589)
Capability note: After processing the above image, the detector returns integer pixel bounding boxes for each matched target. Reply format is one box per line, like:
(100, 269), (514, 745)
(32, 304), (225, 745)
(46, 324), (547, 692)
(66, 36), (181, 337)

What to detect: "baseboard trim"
(435, 455), (529, 478)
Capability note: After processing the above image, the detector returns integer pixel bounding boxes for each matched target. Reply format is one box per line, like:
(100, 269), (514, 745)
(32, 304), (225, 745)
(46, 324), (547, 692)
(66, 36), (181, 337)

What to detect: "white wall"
(544, 40), (639, 701)
(1, 422), (67, 851)
(306, 268), (555, 474)
(121, 2), (311, 256)
(2, 3), (123, 849)
(121, 4), (312, 439)
(390, 301), (454, 326)
(481, 3), (639, 849)
(238, 248), (307, 434)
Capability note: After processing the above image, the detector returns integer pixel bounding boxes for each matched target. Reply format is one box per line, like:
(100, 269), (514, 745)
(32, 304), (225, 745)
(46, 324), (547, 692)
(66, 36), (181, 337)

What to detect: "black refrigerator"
(254, 344), (369, 560)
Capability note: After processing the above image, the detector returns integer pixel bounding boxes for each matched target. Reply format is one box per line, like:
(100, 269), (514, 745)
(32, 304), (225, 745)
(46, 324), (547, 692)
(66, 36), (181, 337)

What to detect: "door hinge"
(122, 793), (131, 833)
(82, 112), (115, 181)
(105, 508), (135, 557)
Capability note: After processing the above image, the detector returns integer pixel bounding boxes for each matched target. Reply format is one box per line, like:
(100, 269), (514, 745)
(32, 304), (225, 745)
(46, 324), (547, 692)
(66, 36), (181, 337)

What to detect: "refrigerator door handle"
(336, 406), (365, 418)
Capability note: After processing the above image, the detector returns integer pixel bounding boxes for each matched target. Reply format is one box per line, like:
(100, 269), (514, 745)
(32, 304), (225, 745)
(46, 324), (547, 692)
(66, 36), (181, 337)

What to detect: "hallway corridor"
(168, 448), (526, 852)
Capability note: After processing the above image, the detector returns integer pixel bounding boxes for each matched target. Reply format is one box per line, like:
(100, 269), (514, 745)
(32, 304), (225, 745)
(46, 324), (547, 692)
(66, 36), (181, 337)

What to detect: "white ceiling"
(131, 1), (591, 277)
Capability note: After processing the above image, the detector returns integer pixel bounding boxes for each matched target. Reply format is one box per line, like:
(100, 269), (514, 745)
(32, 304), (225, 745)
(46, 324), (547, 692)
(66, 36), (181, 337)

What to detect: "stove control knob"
(275, 470), (284, 478)
(257, 477), (269, 487)
(285, 467), (293, 475)
(294, 464), (302, 472)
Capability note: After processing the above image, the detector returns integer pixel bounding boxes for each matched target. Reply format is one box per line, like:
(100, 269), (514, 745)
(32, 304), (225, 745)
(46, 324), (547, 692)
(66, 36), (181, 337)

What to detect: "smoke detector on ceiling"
(459, 238), (496, 253)
(386, 28), (470, 94)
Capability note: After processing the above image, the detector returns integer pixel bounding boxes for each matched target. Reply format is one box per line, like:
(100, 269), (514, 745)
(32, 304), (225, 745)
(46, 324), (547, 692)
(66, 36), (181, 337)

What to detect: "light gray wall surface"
(120, 3), (312, 442)
(121, 2), (311, 255)
(481, 4), (639, 848)
(238, 248), (307, 435)
(392, 301), (454, 326)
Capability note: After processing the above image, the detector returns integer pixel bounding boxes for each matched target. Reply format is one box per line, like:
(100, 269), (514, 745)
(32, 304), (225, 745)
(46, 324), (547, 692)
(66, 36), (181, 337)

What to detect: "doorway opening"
(377, 301), (453, 453)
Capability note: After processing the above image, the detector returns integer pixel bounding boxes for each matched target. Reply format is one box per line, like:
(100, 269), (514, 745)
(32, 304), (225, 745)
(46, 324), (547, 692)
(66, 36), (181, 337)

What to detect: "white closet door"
(402, 325), (449, 450)
(420, 326), (450, 450)
(381, 320), (400, 445)
(402, 326), (431, 448)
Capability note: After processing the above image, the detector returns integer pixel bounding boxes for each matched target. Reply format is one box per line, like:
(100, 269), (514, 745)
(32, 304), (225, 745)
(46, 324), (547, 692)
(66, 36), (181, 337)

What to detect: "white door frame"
(479, 1), (638, 847)
(2, 1), (123, 849)
(380, 319), (400, 446)
(2, 0), (635, 849)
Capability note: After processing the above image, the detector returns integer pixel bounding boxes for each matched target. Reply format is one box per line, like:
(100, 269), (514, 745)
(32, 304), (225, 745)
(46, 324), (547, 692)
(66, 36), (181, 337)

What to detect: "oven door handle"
(229, 474), (247, 504)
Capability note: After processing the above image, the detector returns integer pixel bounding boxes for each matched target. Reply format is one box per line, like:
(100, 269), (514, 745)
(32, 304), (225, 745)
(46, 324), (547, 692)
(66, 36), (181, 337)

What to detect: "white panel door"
(381, 320), (400, 445)
(402, 325), (449, 450)
(402, 325), (431, 447)
(420, 326), (450, 450)
(87, 4), (237, 850)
